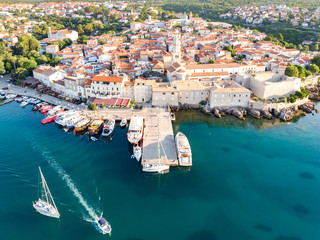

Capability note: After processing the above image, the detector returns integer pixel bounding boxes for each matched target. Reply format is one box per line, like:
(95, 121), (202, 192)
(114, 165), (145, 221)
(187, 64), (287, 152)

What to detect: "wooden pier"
(82, 108), (178, 168)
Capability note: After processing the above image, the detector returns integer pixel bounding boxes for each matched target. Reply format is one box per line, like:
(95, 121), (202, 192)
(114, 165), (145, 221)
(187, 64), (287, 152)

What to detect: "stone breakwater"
(170, 101), (317, 122)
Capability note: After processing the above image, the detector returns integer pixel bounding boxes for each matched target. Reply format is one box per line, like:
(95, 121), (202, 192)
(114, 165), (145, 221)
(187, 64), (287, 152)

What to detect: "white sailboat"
(33, 167), (60, 218)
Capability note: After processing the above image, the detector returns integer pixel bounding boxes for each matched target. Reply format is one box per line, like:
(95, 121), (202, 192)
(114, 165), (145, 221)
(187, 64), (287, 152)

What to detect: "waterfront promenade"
(0, 75), (178, 169)
(0, 75), (84, 110)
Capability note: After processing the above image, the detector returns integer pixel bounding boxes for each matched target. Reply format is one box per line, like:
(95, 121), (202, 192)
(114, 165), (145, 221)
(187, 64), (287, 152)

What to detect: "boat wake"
(29, 141), (100, 222)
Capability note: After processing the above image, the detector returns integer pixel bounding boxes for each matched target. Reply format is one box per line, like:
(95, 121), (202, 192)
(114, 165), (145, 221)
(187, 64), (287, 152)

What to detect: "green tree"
(295, 65), (305, 78)
(277, 33), (284, 41)
(306, 64), (319, 74)
(312, 44), (319, 52)
(36, 55), (48, 65)
(88, 102), (97, 111)
(12, 67), (29, 80)
(297, 44), (303, 51)
(223, 45), (235, 57)
(264, 35), (272, 41)
(50, 56), (61, 67)
(311, 54), (320, 68)
(209, 59), (215, 64)
(303, 45), (309, 53)
(285, 63), (298, 77)
(99, 39), (106, 45)
(0, 60), (6, 75)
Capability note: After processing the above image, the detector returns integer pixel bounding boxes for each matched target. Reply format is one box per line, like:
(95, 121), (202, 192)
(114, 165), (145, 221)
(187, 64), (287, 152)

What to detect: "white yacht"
(97, 217), (112, 235)
(33, 167), (60, 219)
(175, 132), (192, 167)
(101, 118), (115, 137)
(54, 110), (78, 126)
(127, 117), (144, 144)
(133, 146), (142, 161)
(142, 162), (169, 173)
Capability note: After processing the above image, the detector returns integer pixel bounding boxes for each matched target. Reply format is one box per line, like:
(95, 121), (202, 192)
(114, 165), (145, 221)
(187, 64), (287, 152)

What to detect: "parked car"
(2, 87), (8, 90)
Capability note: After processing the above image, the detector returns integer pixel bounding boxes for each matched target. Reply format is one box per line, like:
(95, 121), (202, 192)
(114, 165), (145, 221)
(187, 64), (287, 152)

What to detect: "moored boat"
(142, 162), (169, 173)
(41, 115), (57, 125)
(54, 110), (78, 126)
(175, 132), (192, 167)
(65, 115), (83, 129)
(96, 217), (112, 235)
(48, 106), (62, 116)
(133, 145), (142, 161)
(127, 117), (144, 144)
(88, 119), (104, 139)
(74, 118), (92, 133)
(41, 105), (53, 114)
(101, 118), (115, 137)
(120, 118), (127, 128)
(20, 101), (28, 107)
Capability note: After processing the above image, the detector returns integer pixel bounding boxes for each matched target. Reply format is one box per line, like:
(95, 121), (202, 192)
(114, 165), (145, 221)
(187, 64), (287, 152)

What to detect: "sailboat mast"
(39, 167), (49, 203)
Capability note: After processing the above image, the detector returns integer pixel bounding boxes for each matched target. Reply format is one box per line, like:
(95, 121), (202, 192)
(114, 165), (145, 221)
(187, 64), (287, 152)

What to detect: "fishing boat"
(133, 145), (142, 161)
(101, 118), (115, 137)
(142, 162), (169, 173)
(65, 115), (83, 129)
(170, 113), (176, 121)
(32, 167), (60, 218)
(41, 105), (53, 114)
(20, 101), (28, 107)
(47, 106), (62, 116)
(175, 132), (192, 167)
(74, 118), (92, 133)
(127, 117), (144, 144)
(120, 118), (127, 128)
(88, 119), (104, 139)
(96, 217), (112, 235)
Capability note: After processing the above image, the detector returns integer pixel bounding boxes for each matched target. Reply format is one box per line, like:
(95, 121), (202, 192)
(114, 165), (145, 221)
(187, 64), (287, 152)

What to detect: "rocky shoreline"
(170, 100), (318, 122)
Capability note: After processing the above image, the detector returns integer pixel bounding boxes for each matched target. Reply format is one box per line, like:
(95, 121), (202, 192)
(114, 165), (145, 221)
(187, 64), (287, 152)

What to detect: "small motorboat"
(120, 118), (127, 128)
(101, 118), (115, 137)
(15, 97), (23, 102)
(133, 145), (142, 161)
(97, 217), (112, 235)
(90, 136), (98, 142)
(20, 101), (28, 107)
(170, 113), (176, 121)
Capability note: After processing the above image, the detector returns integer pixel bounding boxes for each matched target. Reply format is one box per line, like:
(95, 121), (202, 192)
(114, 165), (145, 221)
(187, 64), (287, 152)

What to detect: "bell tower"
(171, 36), (181, 63)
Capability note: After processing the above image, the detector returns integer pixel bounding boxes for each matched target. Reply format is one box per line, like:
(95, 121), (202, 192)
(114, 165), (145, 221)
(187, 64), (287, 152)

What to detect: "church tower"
(171, 36), (181, 63)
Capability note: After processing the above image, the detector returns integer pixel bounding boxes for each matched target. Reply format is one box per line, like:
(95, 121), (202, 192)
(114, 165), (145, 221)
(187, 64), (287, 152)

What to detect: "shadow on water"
(186, 230), (218, 240)
(274, 235), (303, 240)
(173, 110), (306, 130)
(253, 224), (273, 233)
(299, 172), (315, 179)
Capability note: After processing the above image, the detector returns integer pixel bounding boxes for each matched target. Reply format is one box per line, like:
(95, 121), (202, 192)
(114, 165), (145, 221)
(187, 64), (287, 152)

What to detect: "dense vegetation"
(0, 36), (60, 81)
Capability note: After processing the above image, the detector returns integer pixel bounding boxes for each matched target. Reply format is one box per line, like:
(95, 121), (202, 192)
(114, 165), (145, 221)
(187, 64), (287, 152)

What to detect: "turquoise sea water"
(0, 102), (320, 240)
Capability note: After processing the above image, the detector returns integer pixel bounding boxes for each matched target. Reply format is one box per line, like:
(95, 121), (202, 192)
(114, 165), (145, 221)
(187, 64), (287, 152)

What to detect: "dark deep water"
(0, 102), (319, 240)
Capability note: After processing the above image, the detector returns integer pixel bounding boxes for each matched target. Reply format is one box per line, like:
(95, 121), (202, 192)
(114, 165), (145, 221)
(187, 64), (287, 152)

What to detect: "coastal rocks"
(299, 102), (315, 113)
(279, 108), (295, 121)
(308, 93), (320, 101)
(248, 109), (261, 119)
(232, 108), (246, 120)
(201, 107), (211, 115)
(261, 109), (273, 119)
(213, 108), (221, 118)
(272, 108), (281, 117)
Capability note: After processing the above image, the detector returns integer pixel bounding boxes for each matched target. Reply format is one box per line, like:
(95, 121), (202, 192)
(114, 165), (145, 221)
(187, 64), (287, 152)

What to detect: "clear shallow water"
(0, 102), (320, 240)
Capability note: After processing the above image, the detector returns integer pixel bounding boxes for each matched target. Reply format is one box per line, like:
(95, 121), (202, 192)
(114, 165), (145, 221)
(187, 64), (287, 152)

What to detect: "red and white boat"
(41, 106), (53, 114)
(41, 110), (64, 125)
